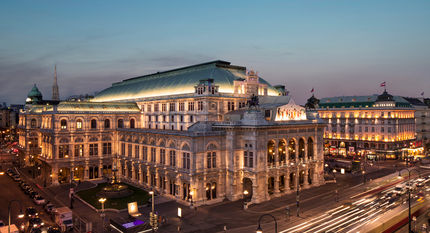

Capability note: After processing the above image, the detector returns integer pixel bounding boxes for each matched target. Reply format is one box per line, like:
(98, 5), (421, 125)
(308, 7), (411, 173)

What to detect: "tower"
(52, 65), (59, 101)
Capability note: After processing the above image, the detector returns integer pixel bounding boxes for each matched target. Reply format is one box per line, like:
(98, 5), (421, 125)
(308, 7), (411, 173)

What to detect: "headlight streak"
(345, 209), (383, 233)
(303, 208), (366, 233)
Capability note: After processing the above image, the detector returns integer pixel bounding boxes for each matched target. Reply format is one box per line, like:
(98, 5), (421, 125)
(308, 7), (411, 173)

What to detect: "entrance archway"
(243, 178), (253, 200)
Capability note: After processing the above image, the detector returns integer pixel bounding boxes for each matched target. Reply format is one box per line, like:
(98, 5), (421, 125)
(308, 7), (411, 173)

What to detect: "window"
(60, 119), (67, 129)
(244, 145), (254, 168)
(160, 149), (166, 164)
(135, 145), (139, 159)
(365, 127), (368, 132)
(190, 115), (194, 122)
(182, 152), (190, 169)
(130, 119), (135, 128)
(179, 102), (185, 111)
(180, 115), (184, 122)
(151, 147), (156, 162)
(58, 145), (69, 158)
(171, 115), (175, 122)
(169, 150), (176, 167)
(169, 102), (176, 112)
(128, 144), (132, 157)
(206, 182), (217, 200)
(147, 104), (152, 112)
(207, 152), (216, 168)
(163, 115), (166, 122)
(162, 103), (167, 112)
(89, 144), (98, 156)
(371, 127), (375, 132)
(359, 126), (362, 132)
(381, 127), (385, 133)
(142, 146), (148, 161)
(121, 143), (125, 155)
(388, 127), (392, 133)
(228, 101), (235, 111)
(103, 143), (111, 155)
(198, 101), (203, 111)
(91, 119), (97, 129)
(154, 103), (159, 112)
(104, 119), (110, 128)
(31, 119), (37, 128)
(75, 144), (84, 157)
(76, 119), (82, 129)
(188, 102), (195, 111)
(118, 119), (124, 128)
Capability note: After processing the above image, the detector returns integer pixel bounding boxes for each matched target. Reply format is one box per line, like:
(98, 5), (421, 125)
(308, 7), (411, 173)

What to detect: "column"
(84, 161), (90, 180)
(131, 162), (136, 181)
(139, 165), (143, 184)
(274, 171), (280, 196)
(99, 160), (103, 179)
(284, 169), (290, 193)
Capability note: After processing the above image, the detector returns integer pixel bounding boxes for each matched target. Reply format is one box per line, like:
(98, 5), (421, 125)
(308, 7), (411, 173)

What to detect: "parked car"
(0, 220), (5, 227)
(24, 187), (34, 195)
(25, 207), (39, 218)
(33, 196), (46, 205)
(29, 228), (42, 233)
(13, 175), (21, 182)
(29, 191), (39, 199)
(44, 203), (56, 214)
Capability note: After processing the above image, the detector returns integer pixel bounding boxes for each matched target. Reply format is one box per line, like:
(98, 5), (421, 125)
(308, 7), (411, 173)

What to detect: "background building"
(19, 60), (325, 206)
(316, 90), (415, 160)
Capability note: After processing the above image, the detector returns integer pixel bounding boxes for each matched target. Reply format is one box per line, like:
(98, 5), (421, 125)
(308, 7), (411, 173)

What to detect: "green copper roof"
(27, 84), (43, 98)
(92, 60), (281, 102)
(319, 94), (411, 108)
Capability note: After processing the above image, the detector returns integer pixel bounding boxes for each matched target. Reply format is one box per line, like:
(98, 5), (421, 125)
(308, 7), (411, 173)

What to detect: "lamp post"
(243, 190), (249, 209)
(8, 200), (24, 233)
(189, 190), (194, 209)
(398, 168), (421, 233)
(149, 190), (155, 232)
(296, 177), (300, 217)
(255, 214), (278, 233)
(99, 197), (107, 230)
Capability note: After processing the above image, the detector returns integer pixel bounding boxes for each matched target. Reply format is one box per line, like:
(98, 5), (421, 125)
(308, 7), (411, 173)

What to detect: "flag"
(421, 91), (424, 96)
(311, 88), (314, 93)
(380, 82), (386, 87)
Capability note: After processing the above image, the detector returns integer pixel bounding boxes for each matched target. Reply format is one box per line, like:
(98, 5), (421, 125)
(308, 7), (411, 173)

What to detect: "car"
(26, 207), (39, 218)
(28, 217), (44, 229)
(393, 185), (406, 195)
(47, 226), (62, 233)
(44, 203), (56, 213)
(29, 191), (39, 199)
(33, 195), (46, 205)
(0, 220), (4, 227)
(29, 228), (42, 233)
(405, 182), (416, 190)
(13, 175), (21, 182)
(24, 187), (34, 195)
(382, 192), (396, 200)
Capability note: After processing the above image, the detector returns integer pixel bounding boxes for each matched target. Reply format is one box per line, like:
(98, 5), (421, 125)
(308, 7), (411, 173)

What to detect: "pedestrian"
(335, 189), (339, 202)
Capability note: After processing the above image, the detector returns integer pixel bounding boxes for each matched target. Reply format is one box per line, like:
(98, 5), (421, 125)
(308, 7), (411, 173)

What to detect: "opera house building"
(18, 60), (325, 205)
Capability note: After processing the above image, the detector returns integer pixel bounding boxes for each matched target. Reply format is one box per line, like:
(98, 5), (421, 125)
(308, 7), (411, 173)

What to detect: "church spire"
(52, 65), (59, 100)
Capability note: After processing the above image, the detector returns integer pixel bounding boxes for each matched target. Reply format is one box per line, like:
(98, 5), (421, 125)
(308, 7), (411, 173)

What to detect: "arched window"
(76, 119), (83, 129)
(267, 141), (275, 166)
(60, 119), (67, 129)
(91, 119), (97, 129)
(30, 119), (37, 128)
(118, 119), (124, 128)
(207, 152), (216, 168)
(288, 139), (296, 160)
(278, 140), (286, 165)
(307, 138), (314, 159)
(299, 138), (305, 159)
(268, 177), (275, 195)
(130, 119), (135, 128)
(104, 119), (110, 129)
(206, 182), (217, 200)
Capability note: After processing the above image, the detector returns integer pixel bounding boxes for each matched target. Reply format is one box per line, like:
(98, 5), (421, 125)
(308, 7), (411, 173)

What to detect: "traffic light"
(149, 212), (158, 228)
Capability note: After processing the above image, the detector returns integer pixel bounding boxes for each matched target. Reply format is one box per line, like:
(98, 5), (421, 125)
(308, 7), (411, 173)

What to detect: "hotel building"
(317, 90), (416, 159)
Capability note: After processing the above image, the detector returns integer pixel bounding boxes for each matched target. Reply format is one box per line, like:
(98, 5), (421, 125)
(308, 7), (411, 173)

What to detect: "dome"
(28, 84), (43, 98)
(92, 60), (281, 102)
(376, 90), (393, 102)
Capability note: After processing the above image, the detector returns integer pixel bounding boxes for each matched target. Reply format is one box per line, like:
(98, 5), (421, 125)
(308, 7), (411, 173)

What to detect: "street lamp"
(398, 168), (421, 233)
(149, 190), (156, 232)
(255, 214), (278, 233)
(243, 190), (249, 209)
(99, 197), (107, 229)
(8, 200), (24, 233)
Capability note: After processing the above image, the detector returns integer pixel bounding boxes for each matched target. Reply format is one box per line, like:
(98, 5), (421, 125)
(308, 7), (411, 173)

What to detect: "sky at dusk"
(1, 0), (429, 105)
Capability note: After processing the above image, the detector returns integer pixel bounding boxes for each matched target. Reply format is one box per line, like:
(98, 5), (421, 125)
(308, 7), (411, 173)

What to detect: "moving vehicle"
(28, 217), (44, 229)
(26, 207), (39, 218)
(54, 207), (73, 231)
(393, 184), (406, 195)
(44, 203), (56, 214)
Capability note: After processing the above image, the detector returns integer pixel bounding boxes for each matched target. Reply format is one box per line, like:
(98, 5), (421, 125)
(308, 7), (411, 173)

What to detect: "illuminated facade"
(19, 60), (325, 206)
(317, 90), (416, 159)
